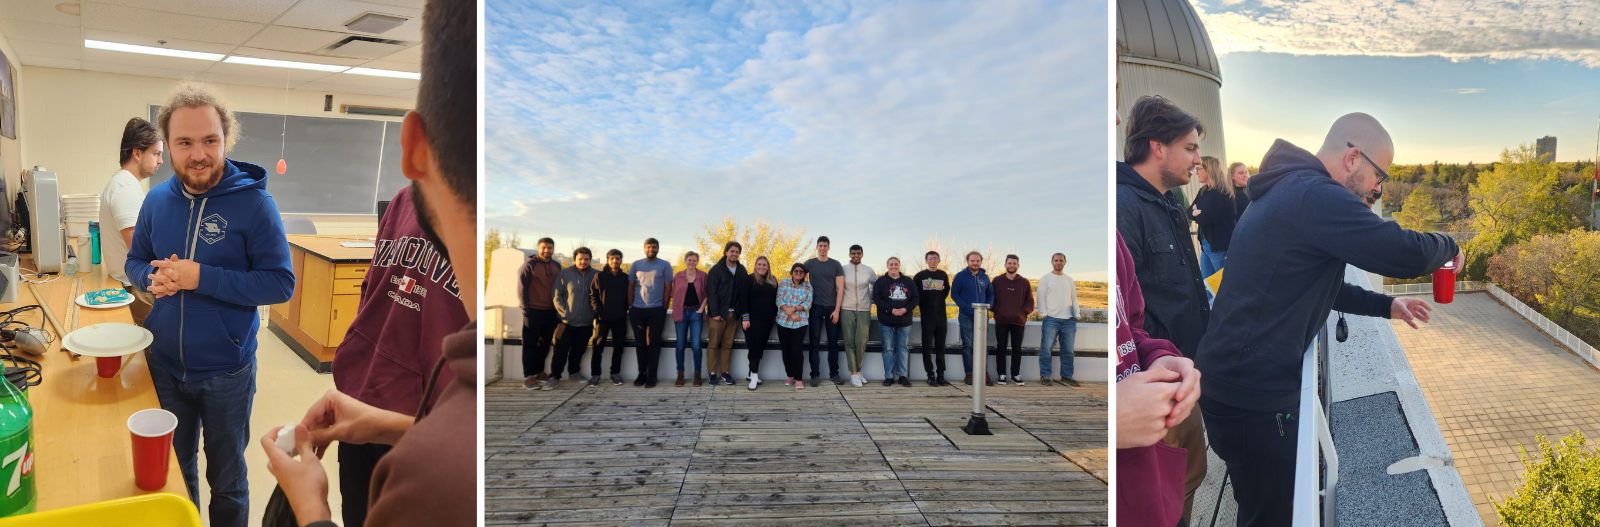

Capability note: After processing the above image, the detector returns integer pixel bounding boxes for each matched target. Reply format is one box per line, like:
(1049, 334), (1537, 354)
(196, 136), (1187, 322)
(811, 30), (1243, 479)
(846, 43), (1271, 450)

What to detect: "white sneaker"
(849, 373), (859, 387)
(748, 373), (760, 391)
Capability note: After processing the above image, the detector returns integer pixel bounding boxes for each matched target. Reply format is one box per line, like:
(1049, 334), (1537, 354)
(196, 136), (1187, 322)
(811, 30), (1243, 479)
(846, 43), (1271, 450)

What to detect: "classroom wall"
(18, 66), (412, 234)
(0, 26), (24, 205)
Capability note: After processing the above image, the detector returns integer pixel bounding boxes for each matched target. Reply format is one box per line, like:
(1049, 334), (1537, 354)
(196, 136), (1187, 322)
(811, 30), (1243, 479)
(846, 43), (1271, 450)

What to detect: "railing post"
(963, 303), (992, 435)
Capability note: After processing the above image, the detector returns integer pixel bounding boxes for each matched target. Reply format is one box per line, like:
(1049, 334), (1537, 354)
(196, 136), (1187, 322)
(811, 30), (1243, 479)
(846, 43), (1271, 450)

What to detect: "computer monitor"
(376, 200), (391, 223)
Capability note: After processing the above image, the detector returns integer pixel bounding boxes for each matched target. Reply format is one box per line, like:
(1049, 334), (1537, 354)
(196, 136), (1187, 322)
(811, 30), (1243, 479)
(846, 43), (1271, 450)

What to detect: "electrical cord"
(15, 268), (58, 285)
(0, 305), (48, 392)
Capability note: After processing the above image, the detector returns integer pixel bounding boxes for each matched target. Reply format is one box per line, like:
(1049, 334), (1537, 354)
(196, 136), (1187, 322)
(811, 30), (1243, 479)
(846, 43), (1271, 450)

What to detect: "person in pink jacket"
(1117, 230), (1202, 527)
(670, 252), (709, 386)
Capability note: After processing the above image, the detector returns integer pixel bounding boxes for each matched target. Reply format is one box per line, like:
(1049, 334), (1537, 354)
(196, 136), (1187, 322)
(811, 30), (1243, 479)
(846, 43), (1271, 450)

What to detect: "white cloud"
(1197, 0), (1600, 67)
(487, 0), (1107, 276)
(1444, 88), (1486, 94)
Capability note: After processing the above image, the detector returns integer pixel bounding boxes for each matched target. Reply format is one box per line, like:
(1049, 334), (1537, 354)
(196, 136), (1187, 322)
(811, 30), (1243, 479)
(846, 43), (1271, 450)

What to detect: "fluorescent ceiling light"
(344, 67), (420, 80)
(223, 56), (348, 72)
(84, 40), (223, 61)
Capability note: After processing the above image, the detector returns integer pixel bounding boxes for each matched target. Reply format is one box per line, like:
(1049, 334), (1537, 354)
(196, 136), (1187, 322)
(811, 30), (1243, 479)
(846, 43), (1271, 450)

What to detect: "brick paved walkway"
(1392, 292), (1600, 525)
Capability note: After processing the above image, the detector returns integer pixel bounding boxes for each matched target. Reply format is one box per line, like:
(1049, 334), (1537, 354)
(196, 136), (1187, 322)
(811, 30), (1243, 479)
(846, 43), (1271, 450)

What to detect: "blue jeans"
(1041, 316), (1076, 379)
(879, 324), (911, 378)
(808, 306), (841, 378)
(1200, 239), (1226, 279)
(150, 360), (256, 527)
(958, 312), (975, 375)
(674, 310), (704, 372)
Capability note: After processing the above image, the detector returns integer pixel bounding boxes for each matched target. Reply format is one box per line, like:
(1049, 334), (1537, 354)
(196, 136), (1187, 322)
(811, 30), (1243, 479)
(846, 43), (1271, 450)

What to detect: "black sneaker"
(985, 375), (995, 387)
(611, 374), (624, 386)
(586, 376), (601, 388)
(1063, 377), (1081, 387)
(926, 377), (938, 387)
(831, 375), (846, 385)
(1040, 378), (1054, 387)
(882, 378), (895, 387)
(633, 376), (646, 387)
(938, 376), (951, 387)
(898, 376), (911, 387)
(964, 374), (973, 386)
(998, 375), (1008, 386)
(809, 376), (821, 388)
(722, 373), (734, 385)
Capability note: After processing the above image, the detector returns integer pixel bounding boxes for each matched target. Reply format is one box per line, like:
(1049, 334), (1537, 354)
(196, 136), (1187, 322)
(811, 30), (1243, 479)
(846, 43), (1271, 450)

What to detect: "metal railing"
(1380, 280), (1488, 296)
(1293, 327), (1340, 526)
(1485, 283), (1600, 369)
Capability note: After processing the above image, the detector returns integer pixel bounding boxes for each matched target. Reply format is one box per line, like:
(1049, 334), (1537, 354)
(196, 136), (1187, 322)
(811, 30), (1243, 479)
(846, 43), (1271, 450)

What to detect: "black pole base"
(963, 414), (992, 435)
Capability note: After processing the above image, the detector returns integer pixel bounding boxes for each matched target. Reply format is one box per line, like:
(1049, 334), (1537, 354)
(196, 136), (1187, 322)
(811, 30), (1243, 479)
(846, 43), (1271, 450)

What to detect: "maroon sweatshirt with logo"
(991, 273), (1035, 325)
(332, 186), (470, 415)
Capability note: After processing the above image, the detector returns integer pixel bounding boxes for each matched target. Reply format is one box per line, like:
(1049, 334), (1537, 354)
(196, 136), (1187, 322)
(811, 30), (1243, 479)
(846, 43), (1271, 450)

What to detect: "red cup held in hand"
(128, 409), (177, 491)
(95, 356), (120, 378)
(1433, 261), (1456, 304)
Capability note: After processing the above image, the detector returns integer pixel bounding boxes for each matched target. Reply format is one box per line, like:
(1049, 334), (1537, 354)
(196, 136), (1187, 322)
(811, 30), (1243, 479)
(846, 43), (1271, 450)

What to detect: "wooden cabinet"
(267, 235), (375, 372)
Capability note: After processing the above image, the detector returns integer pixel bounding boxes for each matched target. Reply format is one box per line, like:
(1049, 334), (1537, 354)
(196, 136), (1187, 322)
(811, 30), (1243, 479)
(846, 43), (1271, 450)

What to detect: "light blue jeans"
(674, 310), (704, 372)
(1041, 316), (1076, 379)
(879, 324), (911, 378)
(1200, 239), (1226, 279)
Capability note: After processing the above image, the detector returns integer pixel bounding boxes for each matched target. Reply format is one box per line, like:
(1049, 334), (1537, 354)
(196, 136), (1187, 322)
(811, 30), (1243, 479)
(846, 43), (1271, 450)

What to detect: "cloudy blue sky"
(1196, 0), (1600, 166)
(486, 0), (1108, 280)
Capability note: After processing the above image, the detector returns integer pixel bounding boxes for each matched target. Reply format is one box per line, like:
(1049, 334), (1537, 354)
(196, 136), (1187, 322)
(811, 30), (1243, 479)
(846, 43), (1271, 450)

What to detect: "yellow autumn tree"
(692, 216), (812, 278)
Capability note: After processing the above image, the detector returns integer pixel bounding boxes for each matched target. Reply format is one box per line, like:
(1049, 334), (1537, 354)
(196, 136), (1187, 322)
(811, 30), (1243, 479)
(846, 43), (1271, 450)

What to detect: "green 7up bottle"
(0, 374), (33, 517)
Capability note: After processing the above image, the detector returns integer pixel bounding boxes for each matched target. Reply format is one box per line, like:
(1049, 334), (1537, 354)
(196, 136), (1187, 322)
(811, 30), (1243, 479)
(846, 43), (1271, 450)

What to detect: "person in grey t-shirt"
(627, 238), (674, 388)
(803, 236), (846, 387)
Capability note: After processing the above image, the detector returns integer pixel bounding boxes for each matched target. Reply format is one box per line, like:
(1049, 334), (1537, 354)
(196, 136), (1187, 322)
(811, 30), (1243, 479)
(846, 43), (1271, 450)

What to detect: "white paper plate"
(63, 323), (152, 357)
(76, 292), (135, 309)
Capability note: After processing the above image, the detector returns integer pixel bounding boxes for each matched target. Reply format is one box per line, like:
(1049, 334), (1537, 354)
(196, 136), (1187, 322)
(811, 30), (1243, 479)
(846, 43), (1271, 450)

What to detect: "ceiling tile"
(82, 48), (217, 72)
(80, 59), (195, 80)
(275, 0), (421, 42)
(310, 70), (414, 90)
(10, 39), (82, 60)
(375, 44), (419, 64)
(88, 0), (299, 24)
(194, 70), (318, 90)
(384, 87), (415, 100)
(81, 2), (264, 46)
(0, 0), (85, 25)
(0, 19), (78, 45)
(224, 47), (368, 66)
(294, 80), (405, 97)
(352, 59), (415, 73)
(244, 25), (347, 54)
(81, 28), (238, 54)
(360, 0), (423, 10)
(201, 61), (343, 83)
(16, 55), (81, 70)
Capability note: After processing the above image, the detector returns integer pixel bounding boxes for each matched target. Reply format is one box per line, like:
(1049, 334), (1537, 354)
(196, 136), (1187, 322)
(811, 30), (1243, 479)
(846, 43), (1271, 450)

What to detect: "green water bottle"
(0, 374), (33, 517)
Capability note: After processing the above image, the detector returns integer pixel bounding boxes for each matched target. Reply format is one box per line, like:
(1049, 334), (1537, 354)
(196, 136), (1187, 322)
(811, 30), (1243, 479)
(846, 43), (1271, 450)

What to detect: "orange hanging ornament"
(276, 159), (286, 174)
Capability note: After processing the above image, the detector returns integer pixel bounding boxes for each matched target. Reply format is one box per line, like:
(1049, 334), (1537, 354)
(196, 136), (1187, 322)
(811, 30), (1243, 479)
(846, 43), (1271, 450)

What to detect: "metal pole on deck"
(963, 303), (992, 435)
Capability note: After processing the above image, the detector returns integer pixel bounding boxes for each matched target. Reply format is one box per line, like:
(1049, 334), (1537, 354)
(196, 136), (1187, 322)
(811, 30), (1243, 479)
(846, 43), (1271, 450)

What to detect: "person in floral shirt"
(775, 263), (813, 390)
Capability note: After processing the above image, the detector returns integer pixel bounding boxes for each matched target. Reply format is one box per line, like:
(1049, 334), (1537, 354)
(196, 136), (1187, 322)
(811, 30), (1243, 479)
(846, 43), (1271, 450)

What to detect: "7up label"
(0, 426), (34, 517)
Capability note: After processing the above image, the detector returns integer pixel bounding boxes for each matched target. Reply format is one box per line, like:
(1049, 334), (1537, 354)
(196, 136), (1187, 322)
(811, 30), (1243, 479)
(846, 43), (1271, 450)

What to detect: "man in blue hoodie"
(128, 81), (295, 526)
(1194, 113), (1458, 526)
(950, 251), (995, 386)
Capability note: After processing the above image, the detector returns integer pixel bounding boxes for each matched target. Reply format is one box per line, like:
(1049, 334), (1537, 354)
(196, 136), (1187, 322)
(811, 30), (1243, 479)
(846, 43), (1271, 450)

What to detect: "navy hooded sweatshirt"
(127, 159), (295, 383)
(1194, 140), (1457, 412)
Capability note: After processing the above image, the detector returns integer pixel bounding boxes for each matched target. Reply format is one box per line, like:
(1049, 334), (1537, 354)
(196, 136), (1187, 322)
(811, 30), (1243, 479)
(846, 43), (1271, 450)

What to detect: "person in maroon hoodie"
(1116, 230), (1202, 527)
(991, 255), (1034, 385)
(260, 0), (476, 525)
(322, 184), (468, 527)
(518, 238), (562, 388)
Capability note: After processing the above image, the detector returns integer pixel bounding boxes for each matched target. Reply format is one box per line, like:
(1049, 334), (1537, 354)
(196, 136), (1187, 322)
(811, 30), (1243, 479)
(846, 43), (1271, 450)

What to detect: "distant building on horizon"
(1537, 136), (1556, 163)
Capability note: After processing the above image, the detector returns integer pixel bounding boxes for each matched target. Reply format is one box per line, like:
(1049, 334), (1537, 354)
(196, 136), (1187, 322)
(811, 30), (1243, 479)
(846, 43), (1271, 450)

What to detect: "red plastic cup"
(96, 356), (121, 378)
(1433, 262), (1456, 304)
(128, 409), (177, 491)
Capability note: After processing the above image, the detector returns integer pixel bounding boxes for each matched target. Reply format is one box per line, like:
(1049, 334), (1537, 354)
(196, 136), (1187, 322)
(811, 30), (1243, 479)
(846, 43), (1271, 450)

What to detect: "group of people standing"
(1113, 82), (1462, 526)
(519, 236), (1083, 392)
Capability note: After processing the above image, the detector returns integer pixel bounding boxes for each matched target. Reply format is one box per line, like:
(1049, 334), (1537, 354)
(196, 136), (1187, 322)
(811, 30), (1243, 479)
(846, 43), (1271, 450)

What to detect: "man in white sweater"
(839, 244), (876, 387)
(1035, 253), (1080, 386)
(100, 117), (163, 326)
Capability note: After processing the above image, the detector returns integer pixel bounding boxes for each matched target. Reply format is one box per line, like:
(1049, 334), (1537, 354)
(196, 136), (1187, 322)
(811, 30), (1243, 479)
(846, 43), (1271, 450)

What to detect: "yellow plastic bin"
(0, 493), (199, 526)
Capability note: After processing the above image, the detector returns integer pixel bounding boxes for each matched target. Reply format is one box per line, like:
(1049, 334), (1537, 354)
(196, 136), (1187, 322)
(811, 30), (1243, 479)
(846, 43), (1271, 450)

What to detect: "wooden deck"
(485, 379), (1107, 526)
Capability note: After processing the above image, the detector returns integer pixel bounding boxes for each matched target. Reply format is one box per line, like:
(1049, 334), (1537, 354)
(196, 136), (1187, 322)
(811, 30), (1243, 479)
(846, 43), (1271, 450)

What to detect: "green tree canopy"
(1493, 431), (1600, 526)
(1395, 188), (1440, 232)
(1463, 144), (1575, 279)
(1487, 230), (1600, 327)
(691, 215), (812, 279)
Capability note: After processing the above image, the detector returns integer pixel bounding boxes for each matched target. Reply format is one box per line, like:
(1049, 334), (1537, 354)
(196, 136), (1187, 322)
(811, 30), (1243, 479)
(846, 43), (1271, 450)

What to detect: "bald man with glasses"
(1192, 113), (1463, 526)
